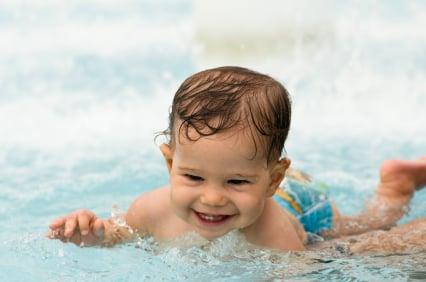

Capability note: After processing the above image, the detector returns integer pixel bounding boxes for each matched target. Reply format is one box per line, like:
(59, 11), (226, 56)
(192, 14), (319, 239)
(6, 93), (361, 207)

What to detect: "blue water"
(0, 0), (425, 281)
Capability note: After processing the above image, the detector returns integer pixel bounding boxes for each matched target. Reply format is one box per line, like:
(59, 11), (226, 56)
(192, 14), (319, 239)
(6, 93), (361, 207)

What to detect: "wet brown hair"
(160, 66), (292, 163)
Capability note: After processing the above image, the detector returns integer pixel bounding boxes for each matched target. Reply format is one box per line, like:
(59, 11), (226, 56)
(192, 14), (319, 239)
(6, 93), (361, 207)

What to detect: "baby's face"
(161, 128), (285, 240)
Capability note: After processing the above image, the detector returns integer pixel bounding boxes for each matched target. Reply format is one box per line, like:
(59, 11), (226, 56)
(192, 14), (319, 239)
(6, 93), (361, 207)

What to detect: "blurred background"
(0, 0), (425, 280)
(1, 0), (425, 210)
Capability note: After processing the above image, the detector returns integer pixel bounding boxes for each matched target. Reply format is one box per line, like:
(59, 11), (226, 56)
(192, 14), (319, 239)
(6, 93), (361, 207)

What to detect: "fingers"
(64, 216), (78, 238)
(92, 218), (105, 238)
(78, 213), (92, 236)
(49, 210), (95, 237)
(47, 210), (107, 246)
(49, 217), (66, 229)
(48, 209), (108, 246)
(47, 227), (64, 239)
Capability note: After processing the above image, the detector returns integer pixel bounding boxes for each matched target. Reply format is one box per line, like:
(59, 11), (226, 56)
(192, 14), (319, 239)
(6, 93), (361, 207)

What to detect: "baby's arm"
(48, 209), (134, 246)
(348, 217), (426, 253)
(48, 191), (158, 246)
(323, 157), (426, 238)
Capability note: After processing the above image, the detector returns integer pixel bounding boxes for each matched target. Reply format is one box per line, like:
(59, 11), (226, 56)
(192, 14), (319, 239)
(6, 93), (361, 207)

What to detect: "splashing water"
(0, 0), (425, 281)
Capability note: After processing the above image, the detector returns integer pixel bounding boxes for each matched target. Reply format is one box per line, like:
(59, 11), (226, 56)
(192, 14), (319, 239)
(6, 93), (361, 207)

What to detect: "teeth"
(198, 213), (226, 222)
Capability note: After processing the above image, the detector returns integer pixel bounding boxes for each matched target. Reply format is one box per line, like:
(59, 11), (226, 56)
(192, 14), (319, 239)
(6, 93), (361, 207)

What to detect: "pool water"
(0, 0), (425, 281)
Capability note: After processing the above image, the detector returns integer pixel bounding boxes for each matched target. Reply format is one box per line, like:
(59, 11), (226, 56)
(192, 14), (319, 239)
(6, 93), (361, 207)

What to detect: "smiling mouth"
(194, 211), (233, 225)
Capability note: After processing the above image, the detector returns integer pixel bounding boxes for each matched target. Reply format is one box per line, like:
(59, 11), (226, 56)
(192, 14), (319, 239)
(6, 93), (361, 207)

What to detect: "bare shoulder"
(244, 199), (306, 251)
(265, 200), (306, 250)
(125, 186), (171, 235)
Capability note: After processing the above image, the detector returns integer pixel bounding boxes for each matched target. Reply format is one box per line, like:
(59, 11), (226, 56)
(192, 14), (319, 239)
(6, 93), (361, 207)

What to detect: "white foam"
(1, 0), (424, 164)
(193, 1), (426, 140)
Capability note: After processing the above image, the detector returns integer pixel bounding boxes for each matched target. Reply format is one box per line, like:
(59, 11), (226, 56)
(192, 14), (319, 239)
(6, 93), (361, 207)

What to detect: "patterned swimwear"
(274, 177), (333, 234)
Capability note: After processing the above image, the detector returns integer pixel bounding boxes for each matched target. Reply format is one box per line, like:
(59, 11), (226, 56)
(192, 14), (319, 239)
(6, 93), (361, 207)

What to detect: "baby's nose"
(200, 187), (227, 206)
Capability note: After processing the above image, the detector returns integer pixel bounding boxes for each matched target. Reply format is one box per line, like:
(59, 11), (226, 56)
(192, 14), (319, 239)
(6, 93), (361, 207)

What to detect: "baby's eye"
(184, 174), (204, 182)
(228, 179), (250, 185)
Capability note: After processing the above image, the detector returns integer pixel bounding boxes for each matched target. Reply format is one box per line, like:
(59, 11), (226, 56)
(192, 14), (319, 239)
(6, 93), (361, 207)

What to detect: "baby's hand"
(48, 209), (106, 246)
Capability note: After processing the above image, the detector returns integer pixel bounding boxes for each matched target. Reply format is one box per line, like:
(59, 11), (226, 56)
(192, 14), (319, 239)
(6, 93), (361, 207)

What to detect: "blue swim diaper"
(274, 177), (333, 234)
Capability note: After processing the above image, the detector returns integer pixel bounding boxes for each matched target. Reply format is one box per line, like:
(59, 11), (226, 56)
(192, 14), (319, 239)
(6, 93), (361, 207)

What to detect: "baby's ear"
(267, 158), (291, 197)
(160, 144), (174, 173)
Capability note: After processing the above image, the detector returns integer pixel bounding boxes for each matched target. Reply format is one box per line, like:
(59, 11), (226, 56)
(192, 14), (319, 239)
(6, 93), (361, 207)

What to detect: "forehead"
(174, 125), (268, 166)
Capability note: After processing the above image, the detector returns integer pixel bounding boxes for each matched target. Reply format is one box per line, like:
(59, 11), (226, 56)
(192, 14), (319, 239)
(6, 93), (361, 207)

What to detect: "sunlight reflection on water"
(0, 0), (425, 281)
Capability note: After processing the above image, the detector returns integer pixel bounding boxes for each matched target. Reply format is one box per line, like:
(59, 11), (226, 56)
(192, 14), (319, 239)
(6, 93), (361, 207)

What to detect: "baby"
(48, 66), (426, 251)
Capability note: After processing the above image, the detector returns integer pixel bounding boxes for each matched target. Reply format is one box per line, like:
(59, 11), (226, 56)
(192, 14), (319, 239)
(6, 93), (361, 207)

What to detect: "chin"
(196, 228), (231, 241)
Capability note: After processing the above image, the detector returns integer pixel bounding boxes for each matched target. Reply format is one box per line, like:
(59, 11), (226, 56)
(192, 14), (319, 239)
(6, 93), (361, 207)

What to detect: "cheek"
(233, 191), (265, 215)
(170, 186), (191, 220)
(169, 176), (196, 207)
